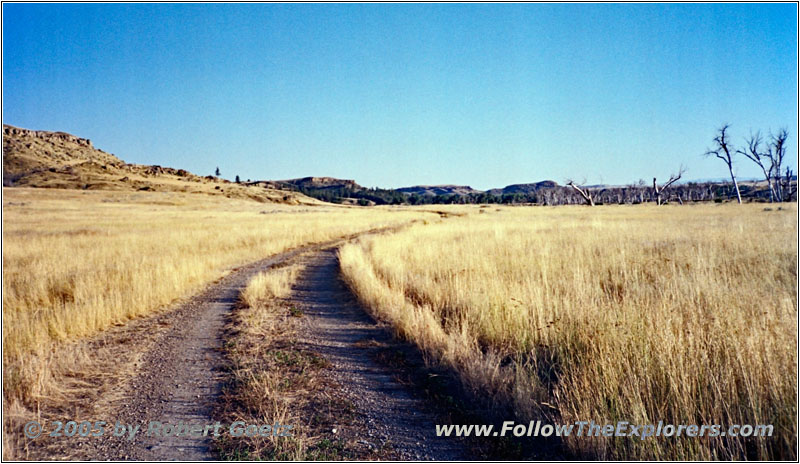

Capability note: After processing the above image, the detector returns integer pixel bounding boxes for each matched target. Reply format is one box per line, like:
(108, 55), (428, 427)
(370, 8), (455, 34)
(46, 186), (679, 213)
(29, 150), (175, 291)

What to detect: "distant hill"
(2, 124), (319, 205)
(486, 180), (559, 196)
(275, 176), (362, 191)
(395, 185), (482, 196)
(280, 177), (568, 205)
(270, 176), (400, 206)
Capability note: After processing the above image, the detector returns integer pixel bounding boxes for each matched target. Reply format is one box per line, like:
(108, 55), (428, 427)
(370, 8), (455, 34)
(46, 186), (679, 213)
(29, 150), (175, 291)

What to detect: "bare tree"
(566, 179), (595, 206)
(652, 165), (687, 205)
(766, 129), (788, 202)
(738, 131), (776, 202)
(705, 124), (742, 204)
(636, 179), (647, 203)
(781, 166), (796, 202)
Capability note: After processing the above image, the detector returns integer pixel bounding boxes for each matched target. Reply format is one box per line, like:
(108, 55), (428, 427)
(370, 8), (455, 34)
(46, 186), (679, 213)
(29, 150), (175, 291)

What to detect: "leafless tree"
(766, 129), (788, 201)
(636, 179), (647, 203)
(566, 179), (595, 206)
(705, 124), (742, 203)
(652, 165), (687, 205)
(737, 131), (776, 202)
(780, 166), (796, 202)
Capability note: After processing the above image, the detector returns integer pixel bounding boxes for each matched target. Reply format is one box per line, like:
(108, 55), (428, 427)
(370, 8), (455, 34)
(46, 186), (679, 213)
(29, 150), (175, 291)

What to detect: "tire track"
(83, 244), (326, 460)
(287, 249), (471, 460)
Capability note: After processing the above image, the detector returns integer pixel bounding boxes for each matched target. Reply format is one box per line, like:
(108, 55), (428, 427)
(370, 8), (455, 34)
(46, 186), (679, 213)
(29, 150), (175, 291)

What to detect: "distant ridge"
(395, 185), (481, 196)
(275, 176), (362, 190)
(1, 124), (319, 205)
(4, 124), (785, 207)
(486, 180), (559, 196)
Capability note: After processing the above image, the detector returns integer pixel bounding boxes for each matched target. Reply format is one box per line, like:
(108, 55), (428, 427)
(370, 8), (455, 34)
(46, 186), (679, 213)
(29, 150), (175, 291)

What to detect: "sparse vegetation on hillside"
(340, 204), (797, 460)
(2, 125), (317, 205)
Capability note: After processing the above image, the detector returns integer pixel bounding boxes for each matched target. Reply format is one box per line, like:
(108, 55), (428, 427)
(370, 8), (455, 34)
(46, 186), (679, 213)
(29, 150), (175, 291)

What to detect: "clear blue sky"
(3, 3), (797, 189)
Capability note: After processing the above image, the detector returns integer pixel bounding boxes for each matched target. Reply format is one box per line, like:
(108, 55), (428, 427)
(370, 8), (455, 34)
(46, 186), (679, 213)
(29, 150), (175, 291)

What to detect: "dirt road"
(74, 245), (322, 460)
(27, 228), (474, 460)
(288, 249), (470, 460)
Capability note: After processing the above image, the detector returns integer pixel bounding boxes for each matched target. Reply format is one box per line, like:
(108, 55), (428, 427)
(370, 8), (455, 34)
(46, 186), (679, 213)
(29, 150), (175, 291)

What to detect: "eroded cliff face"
(3, 123), (124, 186)
(3, 124), (93, 148)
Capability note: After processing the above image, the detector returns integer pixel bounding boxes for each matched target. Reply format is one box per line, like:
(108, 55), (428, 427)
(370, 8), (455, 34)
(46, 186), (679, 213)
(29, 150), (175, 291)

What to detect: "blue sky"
(3, 3), (797, 189)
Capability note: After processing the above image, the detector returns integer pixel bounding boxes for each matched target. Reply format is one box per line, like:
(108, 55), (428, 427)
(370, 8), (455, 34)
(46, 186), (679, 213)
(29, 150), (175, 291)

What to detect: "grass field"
(1, 188), (428, 408)
(339, 203), (797, 460)
(3, 187), (796, 460)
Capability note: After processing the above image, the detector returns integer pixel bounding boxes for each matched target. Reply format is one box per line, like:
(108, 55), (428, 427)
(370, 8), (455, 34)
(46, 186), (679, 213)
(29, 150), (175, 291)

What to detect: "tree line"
(563, 124), (795, 206)
(290, 178), (787, 207)
(222, 124), (796, 206)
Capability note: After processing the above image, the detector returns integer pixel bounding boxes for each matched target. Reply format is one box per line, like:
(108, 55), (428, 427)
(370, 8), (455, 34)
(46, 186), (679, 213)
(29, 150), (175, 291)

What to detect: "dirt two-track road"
(25, 229), (474, 461)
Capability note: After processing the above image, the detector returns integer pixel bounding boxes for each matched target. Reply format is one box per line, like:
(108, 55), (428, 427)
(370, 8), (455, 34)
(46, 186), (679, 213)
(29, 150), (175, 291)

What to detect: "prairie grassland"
(2, 188), (427, 405)
(339, 203), (797, 460)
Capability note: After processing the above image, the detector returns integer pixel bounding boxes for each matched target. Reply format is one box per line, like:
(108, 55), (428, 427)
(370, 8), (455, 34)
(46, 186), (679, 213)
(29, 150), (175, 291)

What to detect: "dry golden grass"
(339, 203), (797, 460)
(2, 187), (427, 408)
(219, 263), (310, 460)
(241, 267), (300, 305)
(219, 261), (374, 460)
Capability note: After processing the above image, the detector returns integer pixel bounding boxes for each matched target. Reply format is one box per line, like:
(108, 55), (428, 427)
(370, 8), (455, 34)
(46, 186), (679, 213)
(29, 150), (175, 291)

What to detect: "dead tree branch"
(652, 165), (686, 205)
(704, 124), (742, 204)
(567, 180), (595, 206)
(767, 129), (788, 201)
(738, 131), (776, 202)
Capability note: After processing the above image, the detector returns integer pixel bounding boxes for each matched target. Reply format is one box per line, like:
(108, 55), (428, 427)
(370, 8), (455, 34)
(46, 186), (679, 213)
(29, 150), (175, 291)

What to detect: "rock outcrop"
(4, 124), (93, 148)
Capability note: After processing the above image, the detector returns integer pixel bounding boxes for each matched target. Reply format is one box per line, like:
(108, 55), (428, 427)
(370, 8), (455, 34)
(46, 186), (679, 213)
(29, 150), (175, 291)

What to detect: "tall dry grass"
(339, 203), (797, 460)
(2, 188), (426, 406)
